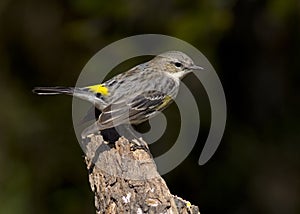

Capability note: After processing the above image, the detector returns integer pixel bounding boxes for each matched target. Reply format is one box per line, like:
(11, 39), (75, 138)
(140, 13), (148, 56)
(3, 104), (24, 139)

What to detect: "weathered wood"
(84, 134), (200, 214)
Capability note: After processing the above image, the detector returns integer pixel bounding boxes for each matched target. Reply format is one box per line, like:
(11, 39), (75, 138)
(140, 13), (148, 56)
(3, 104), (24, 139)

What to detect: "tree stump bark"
(84, 133), (200, 214)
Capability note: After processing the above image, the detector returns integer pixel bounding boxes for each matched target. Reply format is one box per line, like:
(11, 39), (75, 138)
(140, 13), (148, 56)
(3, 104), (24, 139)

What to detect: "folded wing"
(98, 90), (173, 129)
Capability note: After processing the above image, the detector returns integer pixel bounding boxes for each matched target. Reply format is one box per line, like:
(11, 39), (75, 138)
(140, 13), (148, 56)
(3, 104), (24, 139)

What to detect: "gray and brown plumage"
(33, 51), (203, 138)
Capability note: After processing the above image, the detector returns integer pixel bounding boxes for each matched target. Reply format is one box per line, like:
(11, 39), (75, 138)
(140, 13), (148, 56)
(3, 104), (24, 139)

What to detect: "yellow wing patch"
(87, 84), (109, 96)
(156, 95), (172, 110)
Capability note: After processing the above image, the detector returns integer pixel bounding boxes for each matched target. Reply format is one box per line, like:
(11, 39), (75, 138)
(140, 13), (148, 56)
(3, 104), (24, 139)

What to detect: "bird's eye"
(174, 62), (182, 68)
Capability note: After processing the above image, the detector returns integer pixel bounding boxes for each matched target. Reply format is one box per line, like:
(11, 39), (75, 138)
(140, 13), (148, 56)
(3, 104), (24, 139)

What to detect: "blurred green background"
(0, 0), (299, 213)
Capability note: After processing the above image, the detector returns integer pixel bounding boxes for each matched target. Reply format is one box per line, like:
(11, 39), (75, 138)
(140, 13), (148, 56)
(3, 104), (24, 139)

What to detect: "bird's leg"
(81, 123), (149, 152)
(81, 121), (102, 140)
(116, 124), (149, 152)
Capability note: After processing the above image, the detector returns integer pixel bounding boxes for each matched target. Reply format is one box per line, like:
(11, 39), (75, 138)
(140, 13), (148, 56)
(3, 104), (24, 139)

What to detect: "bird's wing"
(97, 90), (173, 129)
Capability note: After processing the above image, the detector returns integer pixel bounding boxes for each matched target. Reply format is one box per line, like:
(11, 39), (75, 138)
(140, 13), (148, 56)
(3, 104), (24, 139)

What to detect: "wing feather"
(98, 91), (173, 129)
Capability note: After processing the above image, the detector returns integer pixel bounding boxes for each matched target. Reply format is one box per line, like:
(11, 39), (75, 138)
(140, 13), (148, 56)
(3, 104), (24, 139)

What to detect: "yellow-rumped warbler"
(33, 51), (203, 139)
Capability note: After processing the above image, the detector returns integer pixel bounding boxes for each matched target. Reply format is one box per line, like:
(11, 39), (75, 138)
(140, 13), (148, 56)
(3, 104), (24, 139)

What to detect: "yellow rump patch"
(87, 84), (109, 96)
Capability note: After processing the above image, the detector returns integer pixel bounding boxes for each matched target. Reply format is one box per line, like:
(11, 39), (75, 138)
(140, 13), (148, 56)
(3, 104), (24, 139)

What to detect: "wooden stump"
(84, 134), (200, 214)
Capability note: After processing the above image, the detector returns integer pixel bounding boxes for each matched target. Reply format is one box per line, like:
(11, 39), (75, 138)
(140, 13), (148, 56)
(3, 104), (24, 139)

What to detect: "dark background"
(0, 0), (299, 213)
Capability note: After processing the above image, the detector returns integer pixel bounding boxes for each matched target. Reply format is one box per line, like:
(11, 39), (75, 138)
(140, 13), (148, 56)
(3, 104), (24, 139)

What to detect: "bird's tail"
(33, 86), (107, 111)
(32, 86), (74, 95)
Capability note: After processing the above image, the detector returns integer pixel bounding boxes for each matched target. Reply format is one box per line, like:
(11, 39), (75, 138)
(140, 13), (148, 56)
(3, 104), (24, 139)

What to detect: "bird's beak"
(190, 65), (204, 70)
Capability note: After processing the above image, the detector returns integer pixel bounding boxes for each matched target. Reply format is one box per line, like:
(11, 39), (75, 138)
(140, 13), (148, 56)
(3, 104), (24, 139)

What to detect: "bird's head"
(151, 51), (203, 79)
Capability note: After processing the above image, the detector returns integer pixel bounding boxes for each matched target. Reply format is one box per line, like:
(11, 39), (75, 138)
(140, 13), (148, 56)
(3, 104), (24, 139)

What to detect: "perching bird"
(33, 51), (203, 139)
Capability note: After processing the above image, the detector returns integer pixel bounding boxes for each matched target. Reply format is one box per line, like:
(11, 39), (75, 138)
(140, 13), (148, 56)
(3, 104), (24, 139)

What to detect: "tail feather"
(32, 87), (74, 95)
(33, 86), (107, 111)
